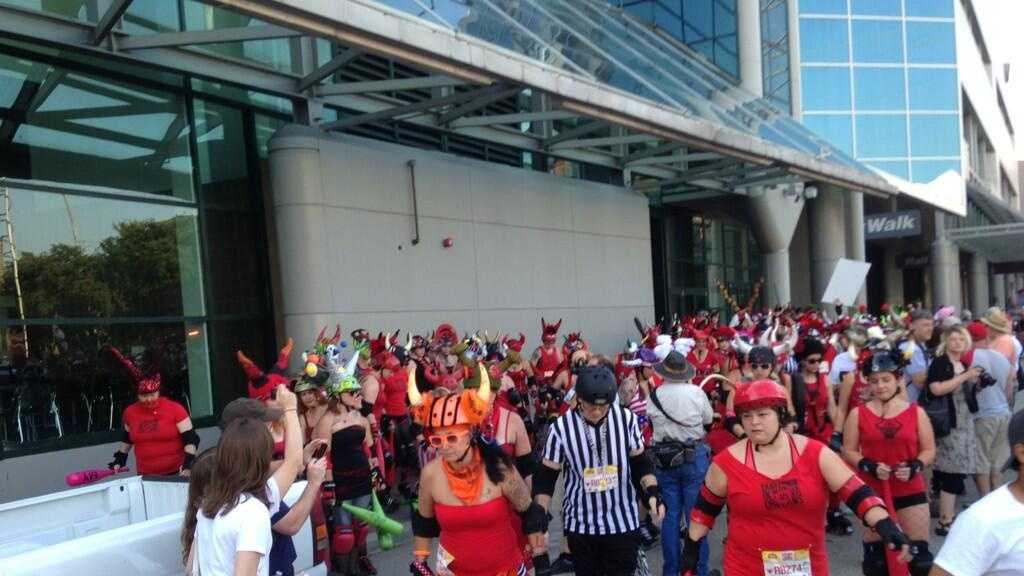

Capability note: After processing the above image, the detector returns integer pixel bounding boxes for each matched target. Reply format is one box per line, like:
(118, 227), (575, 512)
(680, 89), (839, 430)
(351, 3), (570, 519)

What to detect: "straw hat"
(980, 307), (1011, 334)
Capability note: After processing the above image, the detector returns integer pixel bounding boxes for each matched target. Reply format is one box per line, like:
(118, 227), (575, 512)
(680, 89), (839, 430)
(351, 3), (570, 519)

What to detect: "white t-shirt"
(934, 484), (1024, 576)
(194, 479), (281, 576)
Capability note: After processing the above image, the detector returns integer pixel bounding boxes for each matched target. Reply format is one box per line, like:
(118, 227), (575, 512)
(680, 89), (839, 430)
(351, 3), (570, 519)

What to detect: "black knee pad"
(909, 540), (933, 576)
(862, 542), (887, 576)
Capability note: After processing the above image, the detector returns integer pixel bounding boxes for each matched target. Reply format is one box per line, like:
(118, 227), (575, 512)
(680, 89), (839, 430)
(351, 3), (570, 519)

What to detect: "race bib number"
(583, 465), (618, 493)
(436, 543), (455, 576)
(543, 370), (554, 378)
(761, 549), (812, 576)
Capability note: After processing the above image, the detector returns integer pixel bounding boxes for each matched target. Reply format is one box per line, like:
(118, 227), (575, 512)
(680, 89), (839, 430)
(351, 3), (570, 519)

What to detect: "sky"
(974, 0), (1024, 159)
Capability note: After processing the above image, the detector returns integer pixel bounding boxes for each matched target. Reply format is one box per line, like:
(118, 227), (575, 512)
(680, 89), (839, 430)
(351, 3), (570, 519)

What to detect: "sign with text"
(864, 209), (921, 240)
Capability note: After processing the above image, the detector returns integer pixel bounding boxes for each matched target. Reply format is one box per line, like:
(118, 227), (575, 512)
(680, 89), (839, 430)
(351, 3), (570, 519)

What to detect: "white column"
(970, 255), (990, 316)
(787, 0), (803, 118)
(737, 0), (764, 96)
(748, 185), (806, 307)
(810, 185), (848, 302)
(845, 191), (866, 305)
(992, 273), (1006, 309)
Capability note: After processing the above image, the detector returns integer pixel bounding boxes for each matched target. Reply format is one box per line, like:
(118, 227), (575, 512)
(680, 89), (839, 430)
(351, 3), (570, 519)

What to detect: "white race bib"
(583, 465), (619, 493)
(761, 549), (812, 576)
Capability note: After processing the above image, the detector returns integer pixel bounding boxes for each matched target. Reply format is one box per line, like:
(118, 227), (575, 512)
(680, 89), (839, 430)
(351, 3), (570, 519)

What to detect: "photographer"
(966, 322), (1014, 497)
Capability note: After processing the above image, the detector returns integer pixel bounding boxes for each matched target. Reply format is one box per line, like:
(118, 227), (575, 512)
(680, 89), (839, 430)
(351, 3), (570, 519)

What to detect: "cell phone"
(312, 443), (328, 460)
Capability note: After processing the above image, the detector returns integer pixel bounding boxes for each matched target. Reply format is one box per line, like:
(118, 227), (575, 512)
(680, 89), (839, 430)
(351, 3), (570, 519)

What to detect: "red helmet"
(733, 380), (788, 414)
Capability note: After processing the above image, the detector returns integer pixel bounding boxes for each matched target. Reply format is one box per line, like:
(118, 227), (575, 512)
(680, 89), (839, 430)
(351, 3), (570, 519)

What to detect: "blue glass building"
(798, 0), (961, 184)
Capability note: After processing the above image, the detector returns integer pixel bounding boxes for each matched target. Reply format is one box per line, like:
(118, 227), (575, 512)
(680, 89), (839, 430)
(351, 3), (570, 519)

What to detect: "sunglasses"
(427, 430), (470, 448)
(752, 363), (773, 370)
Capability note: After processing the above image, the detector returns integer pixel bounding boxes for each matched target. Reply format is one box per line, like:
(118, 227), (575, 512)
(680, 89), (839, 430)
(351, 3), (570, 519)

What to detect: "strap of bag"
(650, 387), (689, 430)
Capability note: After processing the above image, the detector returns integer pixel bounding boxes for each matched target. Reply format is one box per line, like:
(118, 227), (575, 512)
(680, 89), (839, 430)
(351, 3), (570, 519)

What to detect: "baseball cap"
(1005, 410), (1024, 472)
(220, 397), (283, 430)
(967, 321), (987, 343)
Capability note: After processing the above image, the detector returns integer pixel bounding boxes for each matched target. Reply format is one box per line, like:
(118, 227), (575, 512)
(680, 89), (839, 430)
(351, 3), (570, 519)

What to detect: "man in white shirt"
(646, 351), (713, 576)
(931, 409), (1024, 576)
(901, 309), (935, 404)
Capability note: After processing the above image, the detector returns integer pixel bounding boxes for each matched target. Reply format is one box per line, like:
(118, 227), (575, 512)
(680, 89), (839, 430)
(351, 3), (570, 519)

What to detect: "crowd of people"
(105, 302), (1024, 576)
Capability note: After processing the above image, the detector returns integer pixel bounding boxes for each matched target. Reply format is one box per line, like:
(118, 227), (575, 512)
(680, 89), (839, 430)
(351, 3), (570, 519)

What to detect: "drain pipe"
(408, 160), (420, 245)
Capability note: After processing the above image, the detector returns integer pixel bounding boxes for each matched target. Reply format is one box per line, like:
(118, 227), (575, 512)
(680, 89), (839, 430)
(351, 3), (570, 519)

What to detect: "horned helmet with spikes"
(503, 333), (527, 354)
(302, 325), (341, 384)
(407, 362), (491, 431)
(237, 338), (295, 401)
(541, 317), (562, 346)
(634, 317), (660, 349)
(325, 346), (362, 398)
(105, 345), (162, 396)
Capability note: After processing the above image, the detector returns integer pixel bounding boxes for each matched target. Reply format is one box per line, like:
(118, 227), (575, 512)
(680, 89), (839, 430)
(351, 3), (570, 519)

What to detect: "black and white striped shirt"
(542, 405), (643, 535)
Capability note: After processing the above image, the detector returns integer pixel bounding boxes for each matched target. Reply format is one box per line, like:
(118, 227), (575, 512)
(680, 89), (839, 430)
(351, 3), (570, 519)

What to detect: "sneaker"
(551, 552), (575, 575)
(826, 509), (853, 536)
(638, 523), (658, 549)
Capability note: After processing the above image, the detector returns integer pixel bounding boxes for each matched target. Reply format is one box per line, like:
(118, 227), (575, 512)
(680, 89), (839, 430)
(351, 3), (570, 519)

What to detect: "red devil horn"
(316, 326), (327, 344)
(331, 325), (341, 345)
(553, 319), (562, 332)
(541, 317), (547, 331)
(236, 350), (264, 381)
(518, 333), (526, 346)
(106, 346), (143, 383)
(274, 338), (294, 371)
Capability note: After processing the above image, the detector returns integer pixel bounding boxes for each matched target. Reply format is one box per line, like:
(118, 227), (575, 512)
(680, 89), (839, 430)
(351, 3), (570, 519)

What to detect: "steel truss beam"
(91, 0), (133, 46)
(435, 86), (523, 125)
(450, 110), (578, 128)
(296, 48), (361, 92)
(625, 151), (720, 168)
(550, 133), (661, 151)
(316, 75), (465, 96)
(118, 25), (302, 50)
(542, 120), (608, 148)
(320, 83), (517, 131)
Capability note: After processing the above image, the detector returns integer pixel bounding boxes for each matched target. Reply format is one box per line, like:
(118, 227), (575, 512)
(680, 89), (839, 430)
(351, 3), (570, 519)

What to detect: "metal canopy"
(0, 0), (899, 197)
(946, 223), (1024, 263)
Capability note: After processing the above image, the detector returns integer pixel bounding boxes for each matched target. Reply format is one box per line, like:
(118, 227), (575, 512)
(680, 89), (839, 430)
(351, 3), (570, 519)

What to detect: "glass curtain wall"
(799, 0), (961, 183)
(0, 35), (279, 455)
(659, 208), (761, 318)
(760, 0), (790, 112)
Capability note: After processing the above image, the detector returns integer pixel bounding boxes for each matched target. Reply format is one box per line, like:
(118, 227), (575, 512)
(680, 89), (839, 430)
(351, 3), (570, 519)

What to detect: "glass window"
(802, 67), (851, 111)
(804, 114), (854, 155)
(0, 53), (194, 200)
(800, 19), (849, 62)
(190, 78), (293, 116)
(851, 0), (900, 16)
(182, 0), (299, 74)
(906, 21), (955, 64)
(865, 160), (909, 180)
(123, 0), (182, 34)
(255, 114), (286, 160)
(908, 68), (958, 110)
(912, 159), (960, 183)
(0, 0), (95, 22)
(905, 0), (953, 18)
(856, 114), (907, 158)
(910, 114), (960, 157)
(854, 67), (905, 110)
(799, 0), (847, 14)
(194, 100), (250, 210)
(852, 20), (903, 63)
(5, 186), (204, 318)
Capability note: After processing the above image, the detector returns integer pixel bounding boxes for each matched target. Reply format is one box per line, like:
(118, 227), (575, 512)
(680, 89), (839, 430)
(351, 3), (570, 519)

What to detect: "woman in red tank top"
(842, 348), (936, 576)
(409, 364), (536, 576)
(682, 380), (912, 576)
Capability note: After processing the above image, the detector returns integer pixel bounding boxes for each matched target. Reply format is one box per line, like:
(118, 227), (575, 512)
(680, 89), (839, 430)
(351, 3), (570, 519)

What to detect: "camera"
(977, 367), (997, 389)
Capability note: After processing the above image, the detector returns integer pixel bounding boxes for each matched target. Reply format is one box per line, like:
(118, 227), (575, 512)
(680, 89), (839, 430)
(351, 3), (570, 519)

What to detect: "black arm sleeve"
(412, 509), (440, 538)
(179, 429), (200, 449)
(120, 429), (133, 445)
(360, 399), (375, 417)
(515, 453), (536, 478)
(531, 463), (560, 498)
(629, 451), (654, 488)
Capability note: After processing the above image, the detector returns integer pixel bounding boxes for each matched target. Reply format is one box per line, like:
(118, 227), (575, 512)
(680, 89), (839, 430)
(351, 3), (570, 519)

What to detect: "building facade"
(0, 0), (1016, 500)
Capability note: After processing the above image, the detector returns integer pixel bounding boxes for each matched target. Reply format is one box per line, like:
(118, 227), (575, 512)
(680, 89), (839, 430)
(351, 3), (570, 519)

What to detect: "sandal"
(935, 518), (954, 537)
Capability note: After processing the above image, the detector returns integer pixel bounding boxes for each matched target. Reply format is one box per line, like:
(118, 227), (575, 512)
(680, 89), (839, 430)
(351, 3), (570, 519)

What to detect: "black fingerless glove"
(521, 502), (549, 534)
(857, 458), (879, 478)
(904, 459), (924, 478)
(829, 431), (843, 452)
(873, 517), (910, 551)
(409, 560), (434, 576)
(533, 553), (552, 576)
(643, 484), (664, 511)
(182, 452), (197, 471)
(109, 450), (128, 470)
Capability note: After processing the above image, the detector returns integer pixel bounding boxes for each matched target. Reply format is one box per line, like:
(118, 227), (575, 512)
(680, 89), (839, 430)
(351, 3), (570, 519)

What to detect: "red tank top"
(122, 397), (188, 475)
(715, 436), (830, 576)
(849, 373), (870, 410)
(434, 497), (524, 576)
(688, 350), (721, 381)
(484, 406), (517, 458)
(507, 368), (528, 392)
(381, 371), (409, 417)
(802, 373), (834, 442)
(535, 348), (562, 381)
(856, 404), (926, 496)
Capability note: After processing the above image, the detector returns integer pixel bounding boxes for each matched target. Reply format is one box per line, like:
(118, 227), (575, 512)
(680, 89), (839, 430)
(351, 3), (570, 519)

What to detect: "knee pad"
(909, 541), (933, 576)
(861, 542), (887, 576)
(332, 526), (355, 554)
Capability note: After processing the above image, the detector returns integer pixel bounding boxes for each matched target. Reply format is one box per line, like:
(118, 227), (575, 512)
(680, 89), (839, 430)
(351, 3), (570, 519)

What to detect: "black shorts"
(565, 530), (640, 576)
(893, 492), (929, 510)
(933, 470), (966, 495)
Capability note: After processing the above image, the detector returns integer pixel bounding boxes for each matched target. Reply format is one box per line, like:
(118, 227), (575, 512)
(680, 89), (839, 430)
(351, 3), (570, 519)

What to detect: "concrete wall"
(788, 207), (812, 305)
(0, 426), (220, 504)
(268, 126), (654, 357)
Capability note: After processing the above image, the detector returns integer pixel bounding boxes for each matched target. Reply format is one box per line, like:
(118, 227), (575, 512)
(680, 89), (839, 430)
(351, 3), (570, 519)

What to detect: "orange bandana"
(441, 446), (484, 505)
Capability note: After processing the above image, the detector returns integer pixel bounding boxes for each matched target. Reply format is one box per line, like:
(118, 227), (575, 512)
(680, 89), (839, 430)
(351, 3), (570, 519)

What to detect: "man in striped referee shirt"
(527, 364), (665, 575)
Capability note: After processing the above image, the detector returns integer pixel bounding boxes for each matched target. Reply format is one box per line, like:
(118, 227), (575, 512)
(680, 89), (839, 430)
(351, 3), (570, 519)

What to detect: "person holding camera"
(925, 325), (989, 536)
(645, 351), (713, 576)
(965, 322), (1014, 497)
